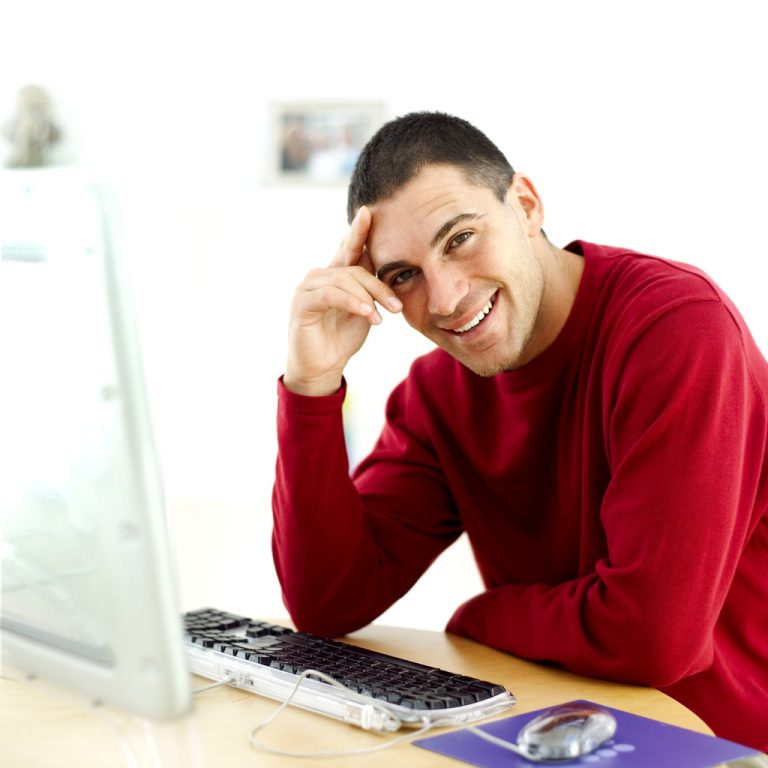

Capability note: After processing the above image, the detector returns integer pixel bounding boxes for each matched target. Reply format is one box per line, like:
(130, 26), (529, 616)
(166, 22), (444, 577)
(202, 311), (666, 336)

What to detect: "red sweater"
(273, 241), (768, 749)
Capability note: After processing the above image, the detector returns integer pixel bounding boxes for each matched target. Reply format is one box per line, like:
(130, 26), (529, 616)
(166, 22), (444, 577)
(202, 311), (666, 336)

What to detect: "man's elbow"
(282, 594), (370, 639)
(601, 634), (712, 688)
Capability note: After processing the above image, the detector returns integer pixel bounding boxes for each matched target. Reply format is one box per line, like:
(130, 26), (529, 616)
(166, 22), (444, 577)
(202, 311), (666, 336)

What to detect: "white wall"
(2, 0), (766, 629)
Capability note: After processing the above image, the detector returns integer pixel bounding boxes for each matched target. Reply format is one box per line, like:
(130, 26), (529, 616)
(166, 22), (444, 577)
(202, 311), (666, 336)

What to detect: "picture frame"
(267, 101), (386, 185)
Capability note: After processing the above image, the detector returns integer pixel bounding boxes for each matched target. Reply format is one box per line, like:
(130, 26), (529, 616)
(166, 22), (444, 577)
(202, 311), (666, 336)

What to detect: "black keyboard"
(183, 608), (515, 730)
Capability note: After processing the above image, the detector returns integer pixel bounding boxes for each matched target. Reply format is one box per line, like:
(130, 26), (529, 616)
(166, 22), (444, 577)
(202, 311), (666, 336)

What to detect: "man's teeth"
(455, 298), (494, 333)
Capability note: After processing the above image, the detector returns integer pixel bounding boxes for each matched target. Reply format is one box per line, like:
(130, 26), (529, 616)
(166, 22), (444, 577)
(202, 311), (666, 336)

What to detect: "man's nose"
(425, 267), (470, 317)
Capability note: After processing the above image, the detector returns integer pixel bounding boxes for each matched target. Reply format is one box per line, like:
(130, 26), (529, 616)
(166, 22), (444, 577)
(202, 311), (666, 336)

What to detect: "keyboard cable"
(193, 677), (237, 694)
(246, 668), (447, 759)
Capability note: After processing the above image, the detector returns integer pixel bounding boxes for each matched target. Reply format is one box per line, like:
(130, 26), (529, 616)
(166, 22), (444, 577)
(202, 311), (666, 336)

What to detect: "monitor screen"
(0, 169), (192, 719)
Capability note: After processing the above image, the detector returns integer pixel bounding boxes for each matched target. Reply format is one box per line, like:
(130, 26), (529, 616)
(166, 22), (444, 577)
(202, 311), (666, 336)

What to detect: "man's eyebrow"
(376, 259), (411, 282)
(429, 212), (483, 248)
(376, 212), (484, 281)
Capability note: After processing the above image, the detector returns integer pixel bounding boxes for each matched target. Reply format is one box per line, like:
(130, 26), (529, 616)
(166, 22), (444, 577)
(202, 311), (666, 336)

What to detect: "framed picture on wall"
(267, 101), (386, 185)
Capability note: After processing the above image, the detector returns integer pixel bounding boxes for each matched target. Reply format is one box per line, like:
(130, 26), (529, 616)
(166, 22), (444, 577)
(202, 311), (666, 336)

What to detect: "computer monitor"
(0, 169), (192, 719)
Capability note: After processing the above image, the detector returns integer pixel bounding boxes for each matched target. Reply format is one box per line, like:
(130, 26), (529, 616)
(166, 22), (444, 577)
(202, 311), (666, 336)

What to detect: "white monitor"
(0, 169), (192, 719)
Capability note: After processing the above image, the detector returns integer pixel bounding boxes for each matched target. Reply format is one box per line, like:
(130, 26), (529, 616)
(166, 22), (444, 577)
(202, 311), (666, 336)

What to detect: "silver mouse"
(517, 702), (617, 761)
(468, 702), (617, 763)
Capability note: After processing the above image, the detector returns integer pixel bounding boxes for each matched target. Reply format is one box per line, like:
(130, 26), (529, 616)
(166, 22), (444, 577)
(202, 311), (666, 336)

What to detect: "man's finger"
(329, 206), (371, 268)
(294, 282), (383, 325)
(301, 266), (402, 317)
(359, 244), (375, 275)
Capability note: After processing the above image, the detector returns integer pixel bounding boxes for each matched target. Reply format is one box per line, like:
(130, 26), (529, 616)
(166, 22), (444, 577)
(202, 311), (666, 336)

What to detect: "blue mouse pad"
(413, 700), (762, 767)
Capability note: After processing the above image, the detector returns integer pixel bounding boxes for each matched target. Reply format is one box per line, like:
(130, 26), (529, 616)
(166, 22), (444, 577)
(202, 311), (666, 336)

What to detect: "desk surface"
(0, 624), (712, 767)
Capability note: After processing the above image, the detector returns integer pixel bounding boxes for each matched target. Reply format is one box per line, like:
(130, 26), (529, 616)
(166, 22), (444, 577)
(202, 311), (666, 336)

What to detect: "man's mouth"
(449, 292), (497, 335)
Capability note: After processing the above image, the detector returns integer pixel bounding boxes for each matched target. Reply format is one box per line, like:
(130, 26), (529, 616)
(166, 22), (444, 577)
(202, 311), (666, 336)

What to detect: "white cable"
(192, 678), (236, 694)
(466, 724), (530, 757)
(247, 668), (449, 759)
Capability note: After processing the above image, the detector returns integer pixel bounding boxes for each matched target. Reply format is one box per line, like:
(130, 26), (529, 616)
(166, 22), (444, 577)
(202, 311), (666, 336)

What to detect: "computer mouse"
(516, 702), (617, 761)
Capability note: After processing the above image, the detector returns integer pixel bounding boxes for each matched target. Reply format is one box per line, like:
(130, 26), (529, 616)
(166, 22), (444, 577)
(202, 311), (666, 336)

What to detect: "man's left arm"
(447, 300), (768, 687)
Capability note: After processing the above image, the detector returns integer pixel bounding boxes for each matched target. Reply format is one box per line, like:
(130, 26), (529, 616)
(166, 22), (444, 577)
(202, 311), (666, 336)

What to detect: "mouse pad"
(413, 699), (761, 767)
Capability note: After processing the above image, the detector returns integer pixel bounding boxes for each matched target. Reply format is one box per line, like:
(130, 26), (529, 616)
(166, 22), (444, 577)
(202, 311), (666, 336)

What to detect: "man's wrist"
(282, 372), (343, 397)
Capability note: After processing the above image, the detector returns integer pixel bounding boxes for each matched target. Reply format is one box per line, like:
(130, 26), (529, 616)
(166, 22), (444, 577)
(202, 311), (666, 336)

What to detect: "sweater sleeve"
(272, 376), (462, 637)
(447, 300), (767, 687)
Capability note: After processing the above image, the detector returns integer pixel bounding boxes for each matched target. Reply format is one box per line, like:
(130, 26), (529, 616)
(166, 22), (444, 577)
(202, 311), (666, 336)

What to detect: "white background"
(2, 0), (766, 629)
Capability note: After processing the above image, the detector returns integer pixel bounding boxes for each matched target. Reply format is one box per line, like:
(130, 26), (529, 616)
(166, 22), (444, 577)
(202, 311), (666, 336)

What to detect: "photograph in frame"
(268, 102), (386, 185)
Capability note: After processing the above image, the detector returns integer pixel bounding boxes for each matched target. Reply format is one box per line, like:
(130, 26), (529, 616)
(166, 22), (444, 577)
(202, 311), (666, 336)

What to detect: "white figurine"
(2, 85), (61, 168)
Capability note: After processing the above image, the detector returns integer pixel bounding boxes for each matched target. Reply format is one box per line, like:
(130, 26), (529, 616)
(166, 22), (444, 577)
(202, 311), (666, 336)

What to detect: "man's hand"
(284, 206), (403, 396)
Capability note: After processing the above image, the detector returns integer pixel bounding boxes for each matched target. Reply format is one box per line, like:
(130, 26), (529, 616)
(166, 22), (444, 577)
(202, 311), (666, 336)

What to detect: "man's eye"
(450, 231), (472, 248)
(391, 269), (417, 287)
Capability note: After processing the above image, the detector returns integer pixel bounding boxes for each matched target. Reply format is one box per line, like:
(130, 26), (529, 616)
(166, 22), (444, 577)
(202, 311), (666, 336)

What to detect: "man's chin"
(446, 343), (531, 377)
(464, 361), (510, 377)
(453, 352), (514, 378)
(431, 332), (527, 376)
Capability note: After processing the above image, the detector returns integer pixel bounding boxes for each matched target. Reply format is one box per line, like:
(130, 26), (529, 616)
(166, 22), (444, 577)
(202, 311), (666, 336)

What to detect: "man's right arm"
(272, 373), (461, 637)
(275, 206), (431, 635)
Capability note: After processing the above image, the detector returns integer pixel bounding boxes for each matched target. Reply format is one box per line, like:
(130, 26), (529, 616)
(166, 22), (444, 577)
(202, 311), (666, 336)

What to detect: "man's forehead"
(367, 168), (485, 253)
(367, 203), (456, 272)
(369, 190), (460, 237)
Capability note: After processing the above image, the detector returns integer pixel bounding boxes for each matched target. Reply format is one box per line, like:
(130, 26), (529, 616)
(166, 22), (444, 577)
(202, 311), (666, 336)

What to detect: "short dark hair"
(347, 111), (515, 223)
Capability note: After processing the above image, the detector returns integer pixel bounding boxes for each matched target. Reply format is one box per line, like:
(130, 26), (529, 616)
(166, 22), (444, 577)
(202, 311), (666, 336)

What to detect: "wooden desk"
(0, 624), (711, 767)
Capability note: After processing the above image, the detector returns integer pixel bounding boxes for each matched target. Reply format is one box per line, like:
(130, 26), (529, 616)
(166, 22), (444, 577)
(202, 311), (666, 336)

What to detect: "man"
(272, 112), (768, 749)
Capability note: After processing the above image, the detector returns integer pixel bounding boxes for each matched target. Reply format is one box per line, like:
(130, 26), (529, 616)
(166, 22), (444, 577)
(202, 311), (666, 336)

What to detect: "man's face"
(366, 164), (549, 376)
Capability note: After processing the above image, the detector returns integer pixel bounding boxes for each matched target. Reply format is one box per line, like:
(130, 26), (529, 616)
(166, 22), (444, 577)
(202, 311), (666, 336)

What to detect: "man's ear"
(507, 173), (545, 237)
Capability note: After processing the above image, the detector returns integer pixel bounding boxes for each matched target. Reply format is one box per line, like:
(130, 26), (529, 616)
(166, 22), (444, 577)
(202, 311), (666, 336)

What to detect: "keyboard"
(183, 608), (515, 732)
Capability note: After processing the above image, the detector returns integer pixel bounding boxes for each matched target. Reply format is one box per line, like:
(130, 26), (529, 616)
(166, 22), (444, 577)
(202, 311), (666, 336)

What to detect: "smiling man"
(272, 112), (768, 750)
(364, 164), (582, 377)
